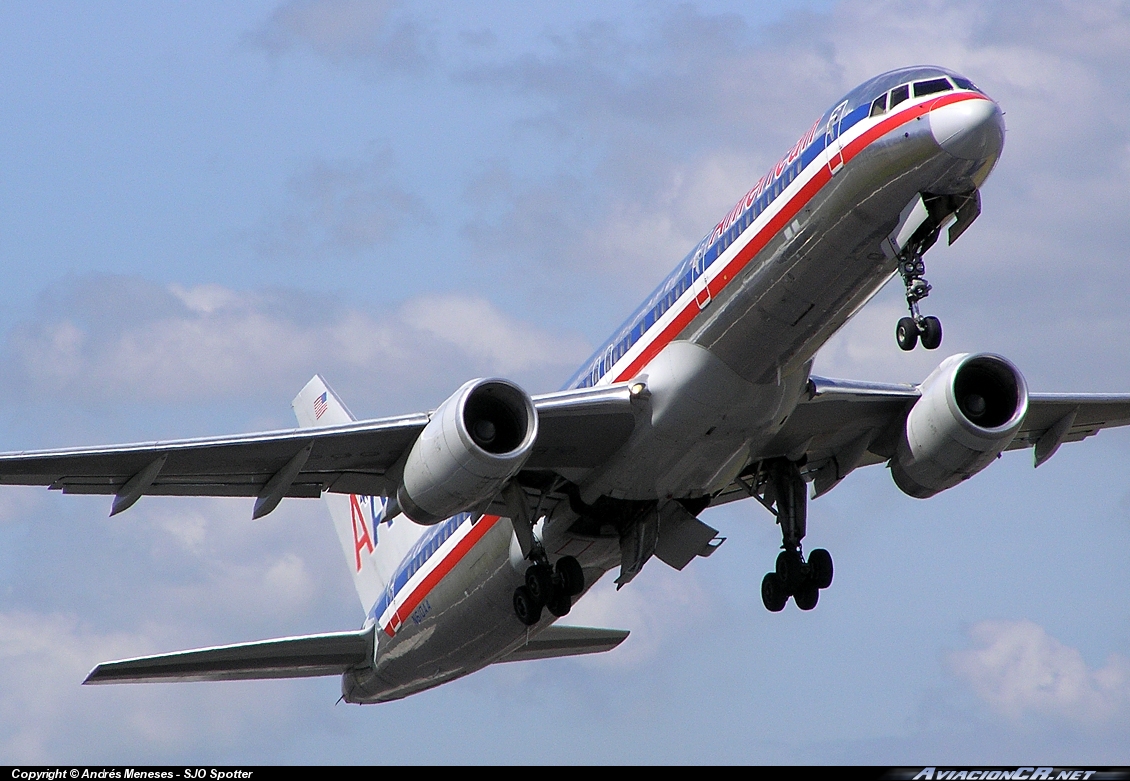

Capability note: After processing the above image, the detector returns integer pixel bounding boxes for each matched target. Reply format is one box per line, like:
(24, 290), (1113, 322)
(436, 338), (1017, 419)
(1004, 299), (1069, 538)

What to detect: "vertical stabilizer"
(292, 376), (426, 617)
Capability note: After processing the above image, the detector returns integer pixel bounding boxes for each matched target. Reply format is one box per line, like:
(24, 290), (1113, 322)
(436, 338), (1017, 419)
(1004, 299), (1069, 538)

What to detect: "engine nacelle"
(891, 353), (1028, 499)
(398, 378), (538, 525)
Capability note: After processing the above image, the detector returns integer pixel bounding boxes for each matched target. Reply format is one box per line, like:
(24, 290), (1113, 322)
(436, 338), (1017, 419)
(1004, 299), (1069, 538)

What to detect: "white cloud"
(3, 277), (590, 408)
(400, 293), (591, 376)
(253, 0), (431, 71)
(124, 497), (361, 630)
(0, 609), (314, 762)
(159, 552), (318, 625)
(561, 562), (713, 667)
(258, 150), (429, 259)
(0, 612), (145, 760)
(169, 283), (244, 316)
(463, 149), (770, 303)
(949, 619), (1130, 724)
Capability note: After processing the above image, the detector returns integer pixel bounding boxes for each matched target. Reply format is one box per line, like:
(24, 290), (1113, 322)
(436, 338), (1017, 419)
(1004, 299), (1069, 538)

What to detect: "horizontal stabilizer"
(84, 627), (374, 685)
(496, 625), (629, 663)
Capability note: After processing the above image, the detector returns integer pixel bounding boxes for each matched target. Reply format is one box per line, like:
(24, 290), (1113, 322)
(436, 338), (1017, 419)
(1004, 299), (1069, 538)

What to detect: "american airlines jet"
(2, 65), (1127, 703)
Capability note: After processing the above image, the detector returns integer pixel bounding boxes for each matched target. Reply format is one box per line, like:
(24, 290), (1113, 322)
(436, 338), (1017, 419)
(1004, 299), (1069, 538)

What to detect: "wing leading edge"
(712, 377), (1130, 506)
(0, 377), (638, 518)
(6, 372), (1127, 520)
(84, 628), (376, 684)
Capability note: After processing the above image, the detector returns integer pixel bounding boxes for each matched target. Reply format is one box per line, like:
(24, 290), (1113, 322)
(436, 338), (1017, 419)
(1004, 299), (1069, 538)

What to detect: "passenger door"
(825, 101), (848, 175)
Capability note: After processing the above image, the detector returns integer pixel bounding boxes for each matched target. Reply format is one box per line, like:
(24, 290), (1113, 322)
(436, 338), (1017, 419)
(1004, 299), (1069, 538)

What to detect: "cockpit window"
(889, 84), (910, 108)
(869, 94), (887, 117)
(952, 76), (981, 93)
(913, 77), (953, 97)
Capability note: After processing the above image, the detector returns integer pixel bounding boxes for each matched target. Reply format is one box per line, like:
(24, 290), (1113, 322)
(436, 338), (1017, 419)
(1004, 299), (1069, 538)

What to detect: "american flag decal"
(314, 391), (328, 420)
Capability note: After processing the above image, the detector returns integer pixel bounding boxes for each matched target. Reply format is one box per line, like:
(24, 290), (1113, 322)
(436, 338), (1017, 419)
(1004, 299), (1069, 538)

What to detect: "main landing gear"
(513, 555), (585, 626)
(751, 459), (834, 612)
(895, 245), (942, 352)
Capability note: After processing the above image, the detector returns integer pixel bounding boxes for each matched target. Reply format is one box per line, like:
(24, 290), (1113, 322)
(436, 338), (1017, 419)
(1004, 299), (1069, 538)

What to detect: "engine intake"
(398, 378), (538, 525)
(891, 353), (1028, 498)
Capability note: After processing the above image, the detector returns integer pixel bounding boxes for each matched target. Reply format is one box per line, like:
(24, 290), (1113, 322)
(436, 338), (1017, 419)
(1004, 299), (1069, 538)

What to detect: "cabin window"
(889, 84), (910, 108)
(869, 94), (887, 117)
(913, 77), (952, 97)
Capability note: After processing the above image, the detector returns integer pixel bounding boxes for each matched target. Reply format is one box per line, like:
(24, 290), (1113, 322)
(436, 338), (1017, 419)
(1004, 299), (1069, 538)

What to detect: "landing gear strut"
(513, 555), (585, 626)
(895, 246), (942, 351)
(750, 459), (834, 612)
(503, 481), (585, 626)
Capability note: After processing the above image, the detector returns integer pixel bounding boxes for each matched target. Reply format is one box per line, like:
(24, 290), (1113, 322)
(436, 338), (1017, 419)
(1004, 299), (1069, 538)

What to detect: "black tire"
(808, 548), (833, 590)
(555, 555), (585, 597)
(761, 572), (788, 612)
(513, 586), (542, 626)
(920, 316), (942, 350)
(776, 551), (802, 591)
(794, 583), (819, 611)
(546, 591), (572, 617)
(896, 317), (918, 351)
(525, 565), (553, 605)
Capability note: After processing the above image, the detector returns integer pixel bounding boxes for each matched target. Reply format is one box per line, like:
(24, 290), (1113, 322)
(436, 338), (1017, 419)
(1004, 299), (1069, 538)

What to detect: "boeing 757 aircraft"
(2, 65), (1128, 703)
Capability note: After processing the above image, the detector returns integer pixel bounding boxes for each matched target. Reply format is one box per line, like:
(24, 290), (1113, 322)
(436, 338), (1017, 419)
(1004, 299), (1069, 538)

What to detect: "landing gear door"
(825, 101), (848, 175)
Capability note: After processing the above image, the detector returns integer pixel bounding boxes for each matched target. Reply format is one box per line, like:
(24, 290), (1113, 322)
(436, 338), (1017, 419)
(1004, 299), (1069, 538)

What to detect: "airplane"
(2, 64), (1129, 704)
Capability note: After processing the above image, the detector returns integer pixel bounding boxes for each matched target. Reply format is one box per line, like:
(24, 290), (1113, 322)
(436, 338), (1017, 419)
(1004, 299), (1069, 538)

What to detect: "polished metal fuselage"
(345, 68), (1005, 703)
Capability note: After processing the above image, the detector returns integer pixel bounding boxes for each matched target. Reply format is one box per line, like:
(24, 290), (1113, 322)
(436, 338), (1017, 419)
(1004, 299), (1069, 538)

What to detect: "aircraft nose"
(930, 97), (1005, 161)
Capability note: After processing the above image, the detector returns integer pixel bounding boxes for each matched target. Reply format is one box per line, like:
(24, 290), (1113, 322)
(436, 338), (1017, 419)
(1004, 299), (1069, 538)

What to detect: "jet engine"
(397, 378), (538, 524)
(891, 353), (1028, 498)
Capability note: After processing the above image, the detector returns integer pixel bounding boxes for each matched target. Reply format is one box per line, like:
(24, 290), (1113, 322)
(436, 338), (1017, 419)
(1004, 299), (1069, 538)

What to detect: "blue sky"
(1, 0), (1129, 764)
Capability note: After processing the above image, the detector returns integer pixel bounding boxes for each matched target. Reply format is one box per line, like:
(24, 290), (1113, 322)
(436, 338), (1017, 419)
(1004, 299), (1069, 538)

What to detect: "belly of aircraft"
(342, 518), (617, 703)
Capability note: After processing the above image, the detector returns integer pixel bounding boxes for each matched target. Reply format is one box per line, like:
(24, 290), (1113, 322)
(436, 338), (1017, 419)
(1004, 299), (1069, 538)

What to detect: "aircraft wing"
(84, 623), (629, 684)
(495, 625), (630, 663)
(84, 627), (375, 684)
(712, 378), (1130, 505)
(0, 382), (637, 518)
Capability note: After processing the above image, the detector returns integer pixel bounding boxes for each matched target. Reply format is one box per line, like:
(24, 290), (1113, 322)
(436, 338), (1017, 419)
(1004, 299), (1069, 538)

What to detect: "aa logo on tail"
(348, 494), (394, 572)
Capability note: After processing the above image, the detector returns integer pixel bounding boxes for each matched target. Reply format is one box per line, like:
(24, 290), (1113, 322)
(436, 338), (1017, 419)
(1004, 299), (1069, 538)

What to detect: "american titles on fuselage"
(570, 70), (986, 391)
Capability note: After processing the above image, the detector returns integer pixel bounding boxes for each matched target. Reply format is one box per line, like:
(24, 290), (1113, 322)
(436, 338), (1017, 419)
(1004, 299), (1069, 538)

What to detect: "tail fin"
(293, 376), (426, 617)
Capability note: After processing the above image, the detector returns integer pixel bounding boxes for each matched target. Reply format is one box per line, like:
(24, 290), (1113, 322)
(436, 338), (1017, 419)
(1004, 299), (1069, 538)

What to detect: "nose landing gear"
(895, 248), (942, 351)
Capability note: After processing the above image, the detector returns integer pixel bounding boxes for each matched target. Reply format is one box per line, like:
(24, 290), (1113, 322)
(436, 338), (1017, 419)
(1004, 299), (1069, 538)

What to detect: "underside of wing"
(0, 415), (428, 502)
(495, 625), (630, 663)
(84, 627), (374, 684)
(712, 376), (919, 506)
(712, 379), (1130, 509)
(1007, 393), (1130, 466)
(525, 383), (638, 469)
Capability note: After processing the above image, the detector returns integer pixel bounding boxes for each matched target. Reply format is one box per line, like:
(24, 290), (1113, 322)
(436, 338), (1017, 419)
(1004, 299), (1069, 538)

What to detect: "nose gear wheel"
(895, 246), (942, 351)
